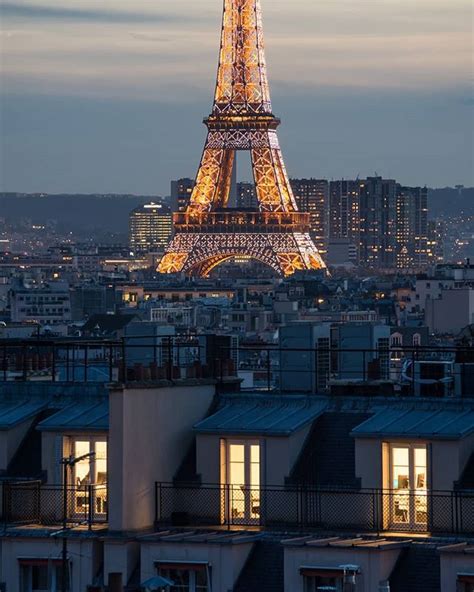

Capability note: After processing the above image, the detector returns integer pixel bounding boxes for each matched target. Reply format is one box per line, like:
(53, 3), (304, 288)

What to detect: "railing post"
(266, 349), (271, 393)
(52, 343), (56, 382)
(22, 343), (27, 381)
(84, 344), (88, 383)
(109, 344), (113, 382)
(2, 344), (7, 381)
(88, 484), (93, 530)
(121, 338), (127, 383)
(167, 337), (173, 380)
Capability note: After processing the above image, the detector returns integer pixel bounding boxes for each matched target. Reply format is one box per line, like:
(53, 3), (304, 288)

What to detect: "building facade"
(395, 185), (428, 270)
(129, 203), (173, 254)
(291, 178), (329, 256)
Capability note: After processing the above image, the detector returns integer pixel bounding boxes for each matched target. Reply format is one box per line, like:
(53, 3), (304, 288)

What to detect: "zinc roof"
(0, 400), (46, 430)
(194, 394), (327, 436)
(351, 407), (474, 440)
(37, 400), (108, 432)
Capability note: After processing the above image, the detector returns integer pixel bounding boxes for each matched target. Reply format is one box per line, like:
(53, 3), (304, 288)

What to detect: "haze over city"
(1, 0), (473, 194)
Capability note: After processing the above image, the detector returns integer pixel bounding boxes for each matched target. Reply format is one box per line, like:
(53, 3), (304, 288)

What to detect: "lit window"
(224, 440), (260, 523)
(68, 438), (107, 518)
(390, 444), (427, 528)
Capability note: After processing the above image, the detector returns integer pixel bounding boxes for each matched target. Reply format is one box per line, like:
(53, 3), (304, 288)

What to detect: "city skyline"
(1, 0), (473, 194)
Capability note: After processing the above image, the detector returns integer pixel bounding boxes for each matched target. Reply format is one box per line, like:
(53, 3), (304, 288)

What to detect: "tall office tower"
(329, 180), (362, 257)
(129, 202), (173, 254)
(290, 179), (329, 255)
(236, 182), (258, 209)
(427, 220), (445, 264)
(359, 177), (397, 268)
(395, 185), (429, 269)
(170, 178), (195, 213)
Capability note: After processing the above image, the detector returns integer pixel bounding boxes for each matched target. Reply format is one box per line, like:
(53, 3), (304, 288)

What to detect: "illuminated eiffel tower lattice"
(159, 0), (327, 277)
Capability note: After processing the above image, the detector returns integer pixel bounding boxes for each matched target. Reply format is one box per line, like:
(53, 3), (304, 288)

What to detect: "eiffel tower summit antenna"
(159, 0), (327, 277)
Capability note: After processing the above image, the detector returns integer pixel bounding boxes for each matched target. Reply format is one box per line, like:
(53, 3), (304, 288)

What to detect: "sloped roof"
(351, 407), (474, 440)
(0, 400), (46, 430)
(37, 400), (108, 432)
(194, 395), (327, 436)
(82, 314), (137, 335)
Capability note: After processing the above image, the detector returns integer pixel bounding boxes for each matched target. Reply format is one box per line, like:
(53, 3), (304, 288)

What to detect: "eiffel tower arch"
(159, 0), (327, 277)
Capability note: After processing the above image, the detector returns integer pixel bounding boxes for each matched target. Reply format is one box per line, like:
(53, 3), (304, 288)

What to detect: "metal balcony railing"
(0, 337), (473, 398)
(0, 481), (108, 527)
(155, 482), (474, 536)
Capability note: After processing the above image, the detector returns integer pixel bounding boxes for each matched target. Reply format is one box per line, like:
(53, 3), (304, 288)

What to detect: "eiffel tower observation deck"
(159, 0), (327, 277)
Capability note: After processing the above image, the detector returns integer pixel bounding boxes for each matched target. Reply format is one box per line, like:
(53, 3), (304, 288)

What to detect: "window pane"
(392, 447), (409, 466)
(415, 447), (426, 469)
(95, 441), (107, 484)
(31, 565), (48, 592)
(229, 444), (244, 463)
(250, 444), (260, 464)
(74, 441), (91, 486)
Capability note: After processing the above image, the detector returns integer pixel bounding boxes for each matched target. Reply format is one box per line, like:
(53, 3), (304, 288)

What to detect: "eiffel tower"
(159, 0), (326, 277)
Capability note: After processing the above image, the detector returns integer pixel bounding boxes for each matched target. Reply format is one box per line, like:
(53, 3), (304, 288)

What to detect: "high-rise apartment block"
(290, 178), (329, 255)
(170, 178), (195, 213)
(395, 185), (428, 269)
(329, 180), (363, 264)
(358, 177), (397, 268)
(129, 202), (173, 254)
(236, 182), (258, 209)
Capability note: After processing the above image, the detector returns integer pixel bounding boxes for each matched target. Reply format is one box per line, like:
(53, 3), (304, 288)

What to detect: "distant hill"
(428, 187), (474, 218)
(0, 188), (471, 233)
(0, 193), (162, 233)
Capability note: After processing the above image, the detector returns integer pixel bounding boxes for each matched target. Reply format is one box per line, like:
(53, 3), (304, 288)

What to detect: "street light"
(60, 451), (95, 592)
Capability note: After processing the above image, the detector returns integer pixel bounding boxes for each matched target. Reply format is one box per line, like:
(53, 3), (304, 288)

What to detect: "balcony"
(0, 480), (108, 527)
(0, 337), (473, 398)
(155, 482), (474, 536)
(173, 210), (311, 233)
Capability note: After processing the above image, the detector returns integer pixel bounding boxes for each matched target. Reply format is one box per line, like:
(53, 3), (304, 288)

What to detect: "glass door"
(390, 444), (427, 530)
(226, 441), (260, 524)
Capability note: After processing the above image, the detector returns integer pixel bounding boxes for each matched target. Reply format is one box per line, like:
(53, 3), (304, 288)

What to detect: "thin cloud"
(0, 2), (178, 23)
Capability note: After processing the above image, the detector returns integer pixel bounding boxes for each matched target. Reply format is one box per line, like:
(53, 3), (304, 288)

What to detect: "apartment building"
(0, 339), (473, 592)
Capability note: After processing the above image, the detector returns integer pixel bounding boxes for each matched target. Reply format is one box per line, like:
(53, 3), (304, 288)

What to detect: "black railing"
(0, 481), (107, 527)
(1, 337), (473, 398)
(154, 482), (474, 536)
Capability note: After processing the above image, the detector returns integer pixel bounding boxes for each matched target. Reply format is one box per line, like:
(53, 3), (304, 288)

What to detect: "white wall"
(140, 541), (254, 592)
(355, 437), (472, 491)
(440, 551), (474, 592)
(109, 383), (215, 531)
(1, 537), (98, 592)
(196, 427), (311, 488)
(284, 545), (402, 592)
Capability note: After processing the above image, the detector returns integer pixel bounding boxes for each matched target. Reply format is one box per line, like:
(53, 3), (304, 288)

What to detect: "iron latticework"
(159, 0), (326, 277)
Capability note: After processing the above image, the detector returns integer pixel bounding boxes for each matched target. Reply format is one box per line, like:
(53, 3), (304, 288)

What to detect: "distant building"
(290, 178), (329, 255)
(129, 202), (172, 254)
(395, 185), (428, 270)
(427, 219), (445, 264)
(170, 178), (194, 213)
(236, 182), (258, 209)
(10, 281), (71, 325)
(425, 287), (474, 334)
(329, 180), (362, 264)
(70, 284), (115, 321)
(359, 177), (397, 268)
